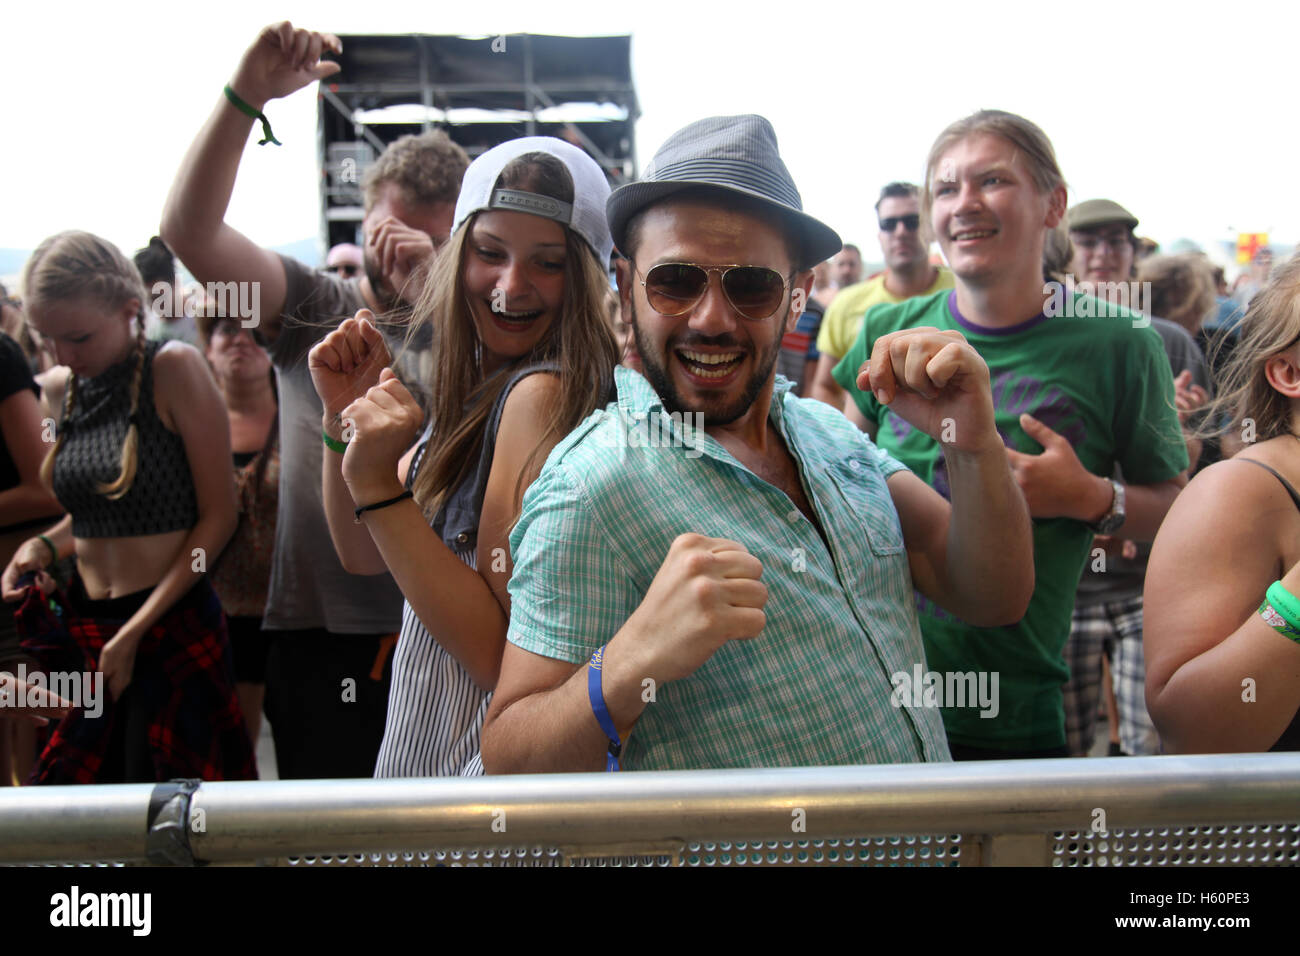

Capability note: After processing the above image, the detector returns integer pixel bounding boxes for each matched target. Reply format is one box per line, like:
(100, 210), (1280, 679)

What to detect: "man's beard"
(628, 298), (784, 428)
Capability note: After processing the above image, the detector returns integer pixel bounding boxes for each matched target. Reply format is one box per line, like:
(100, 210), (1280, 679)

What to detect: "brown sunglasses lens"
(644, 264), (786, 320)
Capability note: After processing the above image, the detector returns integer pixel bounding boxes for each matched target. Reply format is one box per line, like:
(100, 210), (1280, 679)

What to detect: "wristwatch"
(1089, 478), (1126, 534)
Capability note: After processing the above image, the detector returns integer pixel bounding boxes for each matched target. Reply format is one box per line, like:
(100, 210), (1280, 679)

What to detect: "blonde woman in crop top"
(0, 231), (255, 783)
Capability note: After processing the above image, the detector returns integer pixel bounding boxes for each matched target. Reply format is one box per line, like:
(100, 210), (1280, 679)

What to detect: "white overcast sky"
(3, 0), (1295, 274)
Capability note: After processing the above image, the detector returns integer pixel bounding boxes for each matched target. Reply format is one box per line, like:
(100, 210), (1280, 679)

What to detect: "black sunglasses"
(210, 317), (268, 347)
(635, 262), (793, 321)
(325, 264), (361, 278)
(879, 214), (921, 233)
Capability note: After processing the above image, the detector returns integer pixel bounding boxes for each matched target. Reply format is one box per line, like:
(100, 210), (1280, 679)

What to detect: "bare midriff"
(75, 529), (190, 599)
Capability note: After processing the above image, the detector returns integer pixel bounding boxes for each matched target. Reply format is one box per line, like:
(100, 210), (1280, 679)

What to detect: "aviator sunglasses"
(634, 262), (795, 321)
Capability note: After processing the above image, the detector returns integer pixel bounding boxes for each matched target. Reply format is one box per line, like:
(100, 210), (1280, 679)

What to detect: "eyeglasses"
(634, 262), (793, 321)
(879, 215), (921, 233)
(1071, 233), (1132, 253)
(325, 264), (361, 278)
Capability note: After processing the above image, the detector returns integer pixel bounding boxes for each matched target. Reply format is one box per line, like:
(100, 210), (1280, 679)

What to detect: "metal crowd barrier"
(2, 754), (1298, 867)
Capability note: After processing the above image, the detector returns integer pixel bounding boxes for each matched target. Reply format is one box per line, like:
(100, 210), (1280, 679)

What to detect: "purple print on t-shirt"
(907, 370), (1088, 502)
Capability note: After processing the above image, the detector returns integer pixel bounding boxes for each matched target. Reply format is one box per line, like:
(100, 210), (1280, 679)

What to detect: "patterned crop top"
(52, 339), (199, 538)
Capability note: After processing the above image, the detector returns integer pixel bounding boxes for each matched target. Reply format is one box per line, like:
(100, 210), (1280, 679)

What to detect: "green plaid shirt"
(507, 366), (952, 770)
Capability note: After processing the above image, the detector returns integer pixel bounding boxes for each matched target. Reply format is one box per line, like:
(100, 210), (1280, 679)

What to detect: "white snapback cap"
(452, 136), (613, 264)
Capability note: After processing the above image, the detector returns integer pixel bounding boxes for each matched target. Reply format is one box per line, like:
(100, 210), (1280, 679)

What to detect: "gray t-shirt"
(263, 255), (429, 633)
(1074, 317), (1209, 604)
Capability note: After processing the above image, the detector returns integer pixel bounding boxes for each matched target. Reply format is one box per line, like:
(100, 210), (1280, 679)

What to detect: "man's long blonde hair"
(922, 109), (1067, 278)
(922, 109), (1066, 215)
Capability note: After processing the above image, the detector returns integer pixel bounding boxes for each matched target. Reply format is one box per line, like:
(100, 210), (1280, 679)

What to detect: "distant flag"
(1237, 232), (1269, 264)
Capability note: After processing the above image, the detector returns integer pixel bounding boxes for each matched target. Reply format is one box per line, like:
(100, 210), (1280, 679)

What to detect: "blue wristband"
(587, 645), (621, 771)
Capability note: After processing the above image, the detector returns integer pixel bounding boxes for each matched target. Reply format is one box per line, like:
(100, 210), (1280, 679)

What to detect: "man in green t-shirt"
(809, 182), (953, 409)
(833, 111), (1188, 758)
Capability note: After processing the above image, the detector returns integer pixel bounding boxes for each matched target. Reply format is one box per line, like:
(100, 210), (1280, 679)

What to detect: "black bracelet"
(354, 489), (413, 524)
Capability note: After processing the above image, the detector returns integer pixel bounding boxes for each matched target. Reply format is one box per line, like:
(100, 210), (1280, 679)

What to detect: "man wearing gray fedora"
(480, 115), (1034, 773)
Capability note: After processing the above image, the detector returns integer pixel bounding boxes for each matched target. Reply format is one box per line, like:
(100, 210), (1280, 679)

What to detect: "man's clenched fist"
(855, 327), (1000, 455)
(619, 534), (767, 683)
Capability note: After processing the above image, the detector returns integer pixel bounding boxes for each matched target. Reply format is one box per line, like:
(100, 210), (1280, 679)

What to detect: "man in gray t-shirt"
(161, 23), (467, 776)
(1063, 199), (1207, 757)
(267, 255), (433, 636)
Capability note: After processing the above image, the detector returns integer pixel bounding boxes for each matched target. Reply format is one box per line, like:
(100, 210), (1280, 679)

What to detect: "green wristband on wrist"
(223, 84), (282, 146)
(1260, 580), (1300, 644)
(36, 534), (57, 566)
(322, 429), (349, 454)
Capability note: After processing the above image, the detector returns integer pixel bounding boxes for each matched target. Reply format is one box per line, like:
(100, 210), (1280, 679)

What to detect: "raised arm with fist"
(851, 325), (1034, 628)
(309, 311), (392, 422)
(309, 312), (422, 506)
(229, 22), (342, 112)
(855, 326), (1001, 456)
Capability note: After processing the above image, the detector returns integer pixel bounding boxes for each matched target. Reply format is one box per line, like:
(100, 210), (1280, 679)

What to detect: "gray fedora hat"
(607, 114), (841, 268)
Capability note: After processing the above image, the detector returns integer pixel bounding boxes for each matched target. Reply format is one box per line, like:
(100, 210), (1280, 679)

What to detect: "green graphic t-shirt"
(833, 290), (1188, 751)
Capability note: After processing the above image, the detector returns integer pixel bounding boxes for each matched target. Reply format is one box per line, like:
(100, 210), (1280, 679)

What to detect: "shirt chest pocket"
(822, 459), (906, 557)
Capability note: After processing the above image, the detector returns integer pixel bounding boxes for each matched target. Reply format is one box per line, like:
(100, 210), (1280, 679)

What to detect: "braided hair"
(25, 231), (149, 499)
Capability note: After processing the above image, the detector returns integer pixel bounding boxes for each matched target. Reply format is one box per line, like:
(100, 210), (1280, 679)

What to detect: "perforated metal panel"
(680, 835), (963, 867)
(286, 848), (564, 867)
(14, 825), (1300, 866)
(1053, 824), (1300, 866)
(276, 834), (965, 867)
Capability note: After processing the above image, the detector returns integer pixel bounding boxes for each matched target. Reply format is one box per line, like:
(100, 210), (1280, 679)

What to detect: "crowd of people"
(1, 20), (1296, 785)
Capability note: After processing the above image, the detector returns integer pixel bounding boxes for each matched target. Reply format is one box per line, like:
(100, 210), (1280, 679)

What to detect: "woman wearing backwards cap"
(309, 138), (617, 776)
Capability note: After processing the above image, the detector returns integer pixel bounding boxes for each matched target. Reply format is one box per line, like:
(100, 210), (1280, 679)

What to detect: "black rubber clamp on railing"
(146, 778), (205, 866)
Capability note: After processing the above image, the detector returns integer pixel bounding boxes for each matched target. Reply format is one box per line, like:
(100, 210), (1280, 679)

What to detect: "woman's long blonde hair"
(408, 152), (617, 521)
(23, 231), (149, 499)
(1194, 250), (1300, 443)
